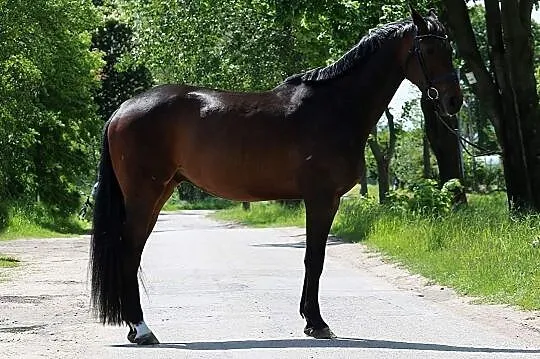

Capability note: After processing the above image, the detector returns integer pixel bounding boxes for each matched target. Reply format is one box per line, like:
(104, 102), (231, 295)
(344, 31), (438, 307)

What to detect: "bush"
(177, 182), (212, 202)
(385, 179), (462, 216)
(463, 155), (505, 192)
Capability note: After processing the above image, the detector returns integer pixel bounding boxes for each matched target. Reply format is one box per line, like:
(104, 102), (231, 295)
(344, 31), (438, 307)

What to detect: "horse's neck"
(327, 38), (409, 140)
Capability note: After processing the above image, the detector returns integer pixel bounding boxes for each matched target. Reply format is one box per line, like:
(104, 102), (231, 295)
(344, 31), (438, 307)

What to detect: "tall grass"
(0, 202), (88, 241)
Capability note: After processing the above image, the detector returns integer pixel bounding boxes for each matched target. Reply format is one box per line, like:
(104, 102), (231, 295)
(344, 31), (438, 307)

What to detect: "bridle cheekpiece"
(406, 33), (459, 101)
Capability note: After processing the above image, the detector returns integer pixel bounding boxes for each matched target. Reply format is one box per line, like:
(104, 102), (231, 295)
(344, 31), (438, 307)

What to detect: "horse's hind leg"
(120, 182), (169, 345)
(146, 179), (181, 238)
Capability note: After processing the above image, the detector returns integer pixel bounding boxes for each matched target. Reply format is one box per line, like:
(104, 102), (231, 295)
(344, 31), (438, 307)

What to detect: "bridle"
(406, 34), (459, 101)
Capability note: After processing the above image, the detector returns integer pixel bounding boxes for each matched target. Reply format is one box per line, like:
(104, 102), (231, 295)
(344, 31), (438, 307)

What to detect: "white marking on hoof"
(133, 321), (152, 340)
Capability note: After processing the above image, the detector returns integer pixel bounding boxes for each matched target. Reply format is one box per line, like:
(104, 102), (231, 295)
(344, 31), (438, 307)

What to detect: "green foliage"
(537, 65), (540, 95)
(333, 193), (540, 309)
(0, 201), (88, 240)
(392, 128), (426, 185)
(163, 186), (234, 211)
(332, 197), (383, 241)
(385, 179), (459, 215)
(116, 0), (440, 90)
(215, 202), (305, 227)
(176, 182), (213, 202)
(0, 0), (103, 215)
(92, 16), (153, 122)
(116, 0), (357, 89)
(462, 155), (505, 192)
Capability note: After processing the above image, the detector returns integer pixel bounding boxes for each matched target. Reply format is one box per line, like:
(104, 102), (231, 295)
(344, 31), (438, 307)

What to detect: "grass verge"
(334, 193), (540, 309)
(215, 193), (540, 310)
(215, 201), (305, 227)
(0, 203), (88, 241)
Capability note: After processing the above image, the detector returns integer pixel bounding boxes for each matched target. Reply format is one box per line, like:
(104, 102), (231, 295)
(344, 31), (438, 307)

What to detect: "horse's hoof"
(304, 326), (337, 339)
(127, 327), (137, 343)
(134, 332), (160, 345)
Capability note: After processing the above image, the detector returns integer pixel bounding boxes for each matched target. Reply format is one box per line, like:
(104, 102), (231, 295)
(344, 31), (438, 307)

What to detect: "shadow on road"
(252, 236), (343, 249)
(111, 337), (540, 353)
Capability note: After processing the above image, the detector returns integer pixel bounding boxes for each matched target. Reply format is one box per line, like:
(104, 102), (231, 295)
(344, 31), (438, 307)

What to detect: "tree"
(92, 17), (153, 122)
(442, 0), (540, 212)
(0, 0), (102, 214)
(116, 0), (386, 90)
(368, 109), (397, 203)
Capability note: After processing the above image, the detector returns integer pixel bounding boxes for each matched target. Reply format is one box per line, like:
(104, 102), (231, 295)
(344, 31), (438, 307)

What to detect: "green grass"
(215, 193), (540, 310)
(162, 192), (235, 211)
(334, 193), (540, 309)
(215, 201), (305, 227)
(0, 203), (89, 241)
(0, 203), (89, 272)
(0, 255), (19, 268)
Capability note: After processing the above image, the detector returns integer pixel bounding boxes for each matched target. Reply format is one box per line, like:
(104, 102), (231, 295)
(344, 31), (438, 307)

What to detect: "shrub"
(385, 179), (462, 216)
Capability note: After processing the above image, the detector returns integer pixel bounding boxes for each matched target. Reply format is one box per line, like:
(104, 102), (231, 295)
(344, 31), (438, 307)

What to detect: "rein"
(434, 110), (502, 157)
(407, 34), (459, 100)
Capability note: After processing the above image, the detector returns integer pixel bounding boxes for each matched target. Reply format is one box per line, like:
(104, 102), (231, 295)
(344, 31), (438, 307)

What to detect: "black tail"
(90, 121), (125, 325)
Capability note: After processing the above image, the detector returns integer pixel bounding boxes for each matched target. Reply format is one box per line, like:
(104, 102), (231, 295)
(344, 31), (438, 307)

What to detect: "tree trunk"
(499, 0), (540, 209)
(359, 170), (368, 197)
(442, 0), (539, 212)
(375, 161), (390, 203)
(422, 96), (467, 205)
(367, 108), (396, 204)
(422, 129), (432, 179)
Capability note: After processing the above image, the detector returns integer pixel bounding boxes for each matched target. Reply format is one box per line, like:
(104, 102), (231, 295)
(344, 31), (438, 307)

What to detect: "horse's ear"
(410, 4), (428, 34)
(427, 8), (438, 20)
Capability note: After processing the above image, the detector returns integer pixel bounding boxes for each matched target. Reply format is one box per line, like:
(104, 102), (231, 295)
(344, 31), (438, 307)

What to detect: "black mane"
(285, 17), (446, 84)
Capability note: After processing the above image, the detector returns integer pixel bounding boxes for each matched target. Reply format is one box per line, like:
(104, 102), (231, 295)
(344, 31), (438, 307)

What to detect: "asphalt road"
(0, 211), (539, 358)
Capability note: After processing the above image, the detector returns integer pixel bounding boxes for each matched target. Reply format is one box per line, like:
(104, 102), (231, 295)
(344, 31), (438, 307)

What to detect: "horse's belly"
(180, 155), (302, 201)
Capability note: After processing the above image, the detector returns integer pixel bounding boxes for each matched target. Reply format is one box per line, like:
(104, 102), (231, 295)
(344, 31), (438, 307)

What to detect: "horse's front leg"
(300, 194), (339, 339)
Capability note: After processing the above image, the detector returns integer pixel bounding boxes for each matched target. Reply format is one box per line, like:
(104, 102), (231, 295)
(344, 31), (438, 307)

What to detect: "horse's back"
(105, 83), (325, 201)
(114, 84), (196, 120)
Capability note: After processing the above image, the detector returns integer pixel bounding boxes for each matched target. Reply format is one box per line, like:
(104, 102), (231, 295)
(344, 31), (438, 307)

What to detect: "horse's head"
(404, 7), (463, 116)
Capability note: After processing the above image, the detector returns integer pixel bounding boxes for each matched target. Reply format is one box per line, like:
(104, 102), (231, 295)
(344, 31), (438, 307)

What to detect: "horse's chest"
(301, 146), (364, 194)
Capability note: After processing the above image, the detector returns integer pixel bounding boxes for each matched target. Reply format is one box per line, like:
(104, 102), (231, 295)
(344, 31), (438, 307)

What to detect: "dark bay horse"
(91, 8), (462, 345)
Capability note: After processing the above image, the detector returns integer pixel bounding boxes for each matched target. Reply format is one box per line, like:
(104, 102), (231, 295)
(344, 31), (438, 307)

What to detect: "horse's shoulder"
(184, 89), (226, 117)
(274, 84), (315, 119)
